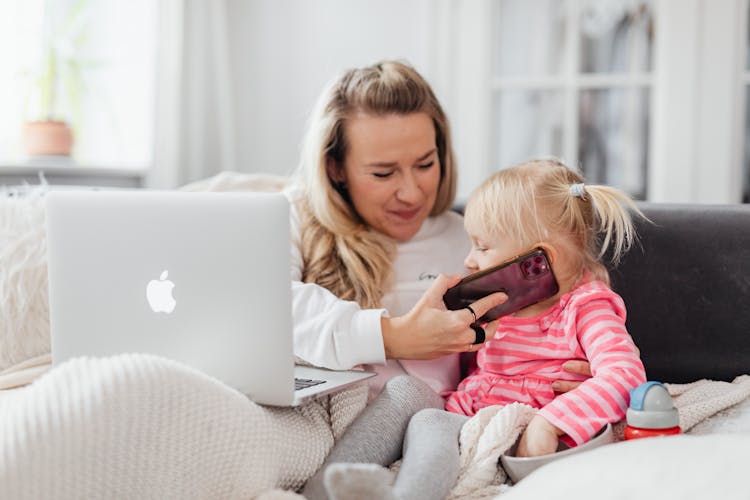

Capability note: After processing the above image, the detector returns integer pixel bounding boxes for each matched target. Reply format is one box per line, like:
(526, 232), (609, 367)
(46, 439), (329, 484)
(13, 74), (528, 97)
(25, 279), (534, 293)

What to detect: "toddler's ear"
(535, 242), (559, 266)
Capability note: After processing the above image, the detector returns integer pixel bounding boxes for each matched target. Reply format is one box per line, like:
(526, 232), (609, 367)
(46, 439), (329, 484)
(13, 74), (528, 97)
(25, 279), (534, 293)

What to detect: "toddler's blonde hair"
(464, 158), (644, 284)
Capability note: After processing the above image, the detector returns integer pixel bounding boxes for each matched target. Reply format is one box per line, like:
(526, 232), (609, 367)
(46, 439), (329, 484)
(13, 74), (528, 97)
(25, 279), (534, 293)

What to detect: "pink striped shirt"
(445, 279), (646, 445)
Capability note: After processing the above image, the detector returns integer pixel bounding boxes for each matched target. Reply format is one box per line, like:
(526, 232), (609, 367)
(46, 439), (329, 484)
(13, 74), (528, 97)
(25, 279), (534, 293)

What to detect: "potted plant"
(22, 0), (92, 158)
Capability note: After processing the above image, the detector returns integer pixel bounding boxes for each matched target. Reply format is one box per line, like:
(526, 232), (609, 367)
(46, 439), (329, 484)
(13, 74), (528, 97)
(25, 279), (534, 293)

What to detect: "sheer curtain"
(148, 0), (237, 189)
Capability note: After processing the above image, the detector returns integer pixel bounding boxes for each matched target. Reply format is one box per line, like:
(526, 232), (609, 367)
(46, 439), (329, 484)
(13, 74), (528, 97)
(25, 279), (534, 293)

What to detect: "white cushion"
(501, 433), (750, 500)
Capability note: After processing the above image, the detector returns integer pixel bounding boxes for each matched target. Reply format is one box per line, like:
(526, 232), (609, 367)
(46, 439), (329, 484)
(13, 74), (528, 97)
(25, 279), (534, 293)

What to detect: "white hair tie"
(570, 183), (586, 198)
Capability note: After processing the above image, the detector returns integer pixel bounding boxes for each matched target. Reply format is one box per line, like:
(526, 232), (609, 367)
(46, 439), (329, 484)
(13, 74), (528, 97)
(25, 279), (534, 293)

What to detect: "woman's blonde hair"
(294, 60), (457, 307)
(464, 158), (643, 284)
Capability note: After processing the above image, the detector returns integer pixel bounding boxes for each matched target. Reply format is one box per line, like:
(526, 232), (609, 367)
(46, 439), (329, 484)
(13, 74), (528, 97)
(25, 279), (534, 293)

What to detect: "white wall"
(226, 0), (442, 177)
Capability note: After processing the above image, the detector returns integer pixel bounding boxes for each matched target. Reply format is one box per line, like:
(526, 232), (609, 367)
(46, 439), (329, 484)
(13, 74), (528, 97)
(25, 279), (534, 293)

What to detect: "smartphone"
(443, 248), (559, 322)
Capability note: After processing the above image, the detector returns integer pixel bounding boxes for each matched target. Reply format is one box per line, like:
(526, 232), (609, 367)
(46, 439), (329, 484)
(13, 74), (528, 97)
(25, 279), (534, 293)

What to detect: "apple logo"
(146, 270), (176, 313)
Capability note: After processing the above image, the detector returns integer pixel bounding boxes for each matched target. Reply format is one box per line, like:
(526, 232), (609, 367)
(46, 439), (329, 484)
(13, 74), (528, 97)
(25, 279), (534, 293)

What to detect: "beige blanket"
(0, 354), (368, 500)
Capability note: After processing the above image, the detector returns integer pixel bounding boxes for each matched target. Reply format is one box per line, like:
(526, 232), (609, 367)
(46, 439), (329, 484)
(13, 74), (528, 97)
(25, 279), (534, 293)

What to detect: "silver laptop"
(45, 190), (374, 406)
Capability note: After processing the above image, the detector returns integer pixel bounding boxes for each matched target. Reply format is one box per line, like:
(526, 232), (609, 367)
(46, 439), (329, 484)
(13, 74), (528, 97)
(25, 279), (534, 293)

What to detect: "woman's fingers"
(424, 273), (506, 320)
(482, 318), (500, 336)
(551, 380), (582, 393)
(420, 274), (462, 309)
(551, 360), (593, 393)
(562, 360), (592, 377)
(468, 291), (508, 320)
(384, 274), (509, 360)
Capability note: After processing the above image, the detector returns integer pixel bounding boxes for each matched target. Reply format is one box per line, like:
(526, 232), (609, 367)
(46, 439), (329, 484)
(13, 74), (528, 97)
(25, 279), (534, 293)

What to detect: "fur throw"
(0, 185), (50, 372)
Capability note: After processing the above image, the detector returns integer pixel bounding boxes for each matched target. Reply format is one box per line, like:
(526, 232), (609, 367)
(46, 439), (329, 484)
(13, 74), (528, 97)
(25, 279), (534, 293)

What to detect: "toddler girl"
(316, 158), (647, 499)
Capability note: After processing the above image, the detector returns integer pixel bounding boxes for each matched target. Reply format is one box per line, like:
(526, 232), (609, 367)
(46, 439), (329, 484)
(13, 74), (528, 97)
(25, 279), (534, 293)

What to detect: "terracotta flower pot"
(23, 120), (74, 156)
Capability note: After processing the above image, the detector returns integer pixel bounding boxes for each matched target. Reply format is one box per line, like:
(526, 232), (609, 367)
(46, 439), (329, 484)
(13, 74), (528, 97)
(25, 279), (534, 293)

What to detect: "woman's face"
(333, 112), (441, 242)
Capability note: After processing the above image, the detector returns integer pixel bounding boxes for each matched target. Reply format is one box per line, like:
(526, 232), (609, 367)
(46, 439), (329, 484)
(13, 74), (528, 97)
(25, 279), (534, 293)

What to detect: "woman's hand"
(381, 274), (507, 360)
(551, 360), (593, 393)
(516, 415), (562, 457)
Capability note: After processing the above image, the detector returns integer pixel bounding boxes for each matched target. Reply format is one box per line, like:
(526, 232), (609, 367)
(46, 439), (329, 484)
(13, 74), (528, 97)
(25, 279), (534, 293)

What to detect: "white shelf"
(0, 161), (147, 188)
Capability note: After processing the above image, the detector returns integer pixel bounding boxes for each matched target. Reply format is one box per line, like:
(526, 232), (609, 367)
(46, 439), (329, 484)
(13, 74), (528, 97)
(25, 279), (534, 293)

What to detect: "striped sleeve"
(537, 295), (646, 445)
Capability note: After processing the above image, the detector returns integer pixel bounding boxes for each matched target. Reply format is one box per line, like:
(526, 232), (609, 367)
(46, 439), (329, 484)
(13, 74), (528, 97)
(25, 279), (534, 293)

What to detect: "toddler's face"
(464, 229), (526, 273)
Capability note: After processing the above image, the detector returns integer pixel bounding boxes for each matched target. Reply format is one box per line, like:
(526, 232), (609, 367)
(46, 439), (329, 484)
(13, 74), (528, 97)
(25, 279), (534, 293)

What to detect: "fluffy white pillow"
(0, 186), (50, 371)
(501, 433), (750, 500)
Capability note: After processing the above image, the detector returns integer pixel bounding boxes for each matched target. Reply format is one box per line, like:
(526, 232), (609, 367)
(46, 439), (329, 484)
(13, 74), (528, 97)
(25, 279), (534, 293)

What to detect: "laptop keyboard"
(294, 377), (326, 391)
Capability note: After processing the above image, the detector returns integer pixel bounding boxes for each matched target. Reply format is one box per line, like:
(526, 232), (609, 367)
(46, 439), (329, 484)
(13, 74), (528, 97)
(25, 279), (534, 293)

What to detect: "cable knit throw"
(0, 354), (368, 499)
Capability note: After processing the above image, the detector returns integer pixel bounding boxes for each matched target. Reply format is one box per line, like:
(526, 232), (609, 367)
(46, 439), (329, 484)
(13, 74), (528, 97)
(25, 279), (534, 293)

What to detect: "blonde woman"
(299, 65), (593, 498)
(319, 158), (646, 500)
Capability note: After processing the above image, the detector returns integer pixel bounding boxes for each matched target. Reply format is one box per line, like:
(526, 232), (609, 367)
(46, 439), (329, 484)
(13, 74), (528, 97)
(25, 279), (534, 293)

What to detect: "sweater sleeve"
(537, 294), (646, 445)
(286, 192), (387, 370)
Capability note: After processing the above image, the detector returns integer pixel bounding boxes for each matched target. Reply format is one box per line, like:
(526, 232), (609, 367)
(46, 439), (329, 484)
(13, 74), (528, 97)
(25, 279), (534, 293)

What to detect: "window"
(0, 1), (45, 162)
(447, 0), (748, 204)
(0, 0), (158, 170)
(491, 0), (653, 199)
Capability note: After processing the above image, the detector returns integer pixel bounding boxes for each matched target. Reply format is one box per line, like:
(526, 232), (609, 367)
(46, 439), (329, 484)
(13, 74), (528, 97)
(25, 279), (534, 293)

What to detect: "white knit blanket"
(0, 354), (368, 500)
(1, 356), (750, 500)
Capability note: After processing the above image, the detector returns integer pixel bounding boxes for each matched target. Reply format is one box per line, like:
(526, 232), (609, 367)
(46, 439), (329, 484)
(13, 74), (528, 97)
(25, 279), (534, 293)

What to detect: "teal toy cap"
(626, 381), (680, 429)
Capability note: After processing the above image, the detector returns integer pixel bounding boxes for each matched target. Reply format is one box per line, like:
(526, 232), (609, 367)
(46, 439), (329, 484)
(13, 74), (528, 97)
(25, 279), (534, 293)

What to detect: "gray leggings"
(393, 408), (468, 499)
(302, 375), (467, 500)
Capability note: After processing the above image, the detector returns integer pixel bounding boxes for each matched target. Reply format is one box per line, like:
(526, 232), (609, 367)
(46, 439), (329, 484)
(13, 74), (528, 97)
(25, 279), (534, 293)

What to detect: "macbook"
(45, 190), (374, 406)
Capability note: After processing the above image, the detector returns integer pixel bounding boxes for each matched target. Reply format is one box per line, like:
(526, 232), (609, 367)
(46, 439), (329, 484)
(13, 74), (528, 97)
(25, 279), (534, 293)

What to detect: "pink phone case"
(443, 248), (559, 322)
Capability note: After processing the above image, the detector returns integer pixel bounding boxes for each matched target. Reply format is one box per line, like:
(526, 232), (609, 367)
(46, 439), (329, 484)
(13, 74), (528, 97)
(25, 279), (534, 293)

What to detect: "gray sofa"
(608, 203), (750, 383)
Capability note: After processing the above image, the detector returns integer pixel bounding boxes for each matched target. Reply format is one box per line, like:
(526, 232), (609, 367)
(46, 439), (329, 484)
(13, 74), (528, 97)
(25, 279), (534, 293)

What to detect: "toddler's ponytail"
(577, 183), (643, 266)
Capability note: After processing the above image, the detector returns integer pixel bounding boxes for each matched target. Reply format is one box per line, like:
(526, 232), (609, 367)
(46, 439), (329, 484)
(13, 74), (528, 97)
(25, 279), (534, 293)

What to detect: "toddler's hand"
(516, 415), (561, 457)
